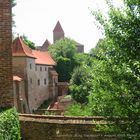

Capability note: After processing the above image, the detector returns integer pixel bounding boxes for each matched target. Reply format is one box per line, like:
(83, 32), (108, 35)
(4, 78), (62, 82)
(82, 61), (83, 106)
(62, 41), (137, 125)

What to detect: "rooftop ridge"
(12, 37), (35, 58)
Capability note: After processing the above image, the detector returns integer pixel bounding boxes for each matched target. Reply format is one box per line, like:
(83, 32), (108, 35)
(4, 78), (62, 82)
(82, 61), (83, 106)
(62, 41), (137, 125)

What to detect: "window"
(40, 67), (42, 71)
(38, 79), (40, 86)
(45, 67), (47, 71)
(44, 78), (46, 85)
(30, 78), (32, 84)
(35, 66), (37, 71)
(30, 64), (32, 69)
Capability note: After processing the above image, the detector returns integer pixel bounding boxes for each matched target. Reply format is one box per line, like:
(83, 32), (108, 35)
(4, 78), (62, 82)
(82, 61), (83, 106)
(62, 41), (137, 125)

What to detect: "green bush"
(0, 108), (21, 140)
(39, 99), (52, 109)
(64, 104), (91, 116)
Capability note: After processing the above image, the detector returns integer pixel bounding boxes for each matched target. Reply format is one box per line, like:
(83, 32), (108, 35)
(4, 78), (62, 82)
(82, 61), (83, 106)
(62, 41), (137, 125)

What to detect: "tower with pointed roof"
(53, 21), (65, 43)
(37, 38), (51, 51)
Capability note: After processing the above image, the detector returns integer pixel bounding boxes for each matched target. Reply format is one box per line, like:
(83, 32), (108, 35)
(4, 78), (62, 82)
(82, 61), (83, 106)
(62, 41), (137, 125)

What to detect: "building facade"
(12, 37), (58, 113)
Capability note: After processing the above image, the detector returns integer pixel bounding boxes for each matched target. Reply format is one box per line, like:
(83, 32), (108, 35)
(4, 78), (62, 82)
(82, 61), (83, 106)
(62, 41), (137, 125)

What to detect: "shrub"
(0, 108), (21, 140)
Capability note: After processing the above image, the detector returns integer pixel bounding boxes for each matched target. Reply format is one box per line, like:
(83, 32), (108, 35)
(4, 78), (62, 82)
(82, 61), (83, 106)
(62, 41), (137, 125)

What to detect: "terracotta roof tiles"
(13, 76), (22, 81)
(12, 37), (35, 58)
(12, 37), (56, 66)
(32, 50), (56, 66)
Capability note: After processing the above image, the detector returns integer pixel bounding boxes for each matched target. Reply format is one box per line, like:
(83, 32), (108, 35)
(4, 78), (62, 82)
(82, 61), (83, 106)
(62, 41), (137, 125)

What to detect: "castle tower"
(0, 0), (13, 107)
(53, 21), (65, 43)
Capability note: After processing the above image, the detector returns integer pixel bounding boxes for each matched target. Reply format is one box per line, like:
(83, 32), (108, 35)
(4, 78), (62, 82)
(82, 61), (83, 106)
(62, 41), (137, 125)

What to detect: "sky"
(13, 0), (123, 52)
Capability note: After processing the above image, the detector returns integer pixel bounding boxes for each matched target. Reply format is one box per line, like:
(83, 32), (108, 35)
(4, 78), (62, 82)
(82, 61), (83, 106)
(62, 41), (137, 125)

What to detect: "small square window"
(30, 78), (32, 84)
(44, 79), (46, 85)
(38, 79), (40, 85)
(35, 66), (37, 71)
(30, 64), (32, 69)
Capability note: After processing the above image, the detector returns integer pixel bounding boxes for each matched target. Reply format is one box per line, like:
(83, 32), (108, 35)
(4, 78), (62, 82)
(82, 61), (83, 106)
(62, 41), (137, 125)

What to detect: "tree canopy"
(66, 0), (140, 137)
(22, 35), (36, 50)
(49, 38), (78, 82)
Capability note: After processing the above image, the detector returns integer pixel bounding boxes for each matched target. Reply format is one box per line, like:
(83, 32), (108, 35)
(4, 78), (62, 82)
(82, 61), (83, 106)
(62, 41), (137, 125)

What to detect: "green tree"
(11, 0), (16, 7)
(70, 65), (92, 104)
(22, 35), (36, 50)
(88, 0), (140, 136)
(12, 0), (16, 38)
(49, 38), (77, 82)
(66, 1), (140, 137)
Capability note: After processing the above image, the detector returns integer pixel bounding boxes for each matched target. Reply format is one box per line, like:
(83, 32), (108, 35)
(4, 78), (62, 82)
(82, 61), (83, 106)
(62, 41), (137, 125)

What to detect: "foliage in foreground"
(0, 108), (21, 140)
(66, 0), (140, 138)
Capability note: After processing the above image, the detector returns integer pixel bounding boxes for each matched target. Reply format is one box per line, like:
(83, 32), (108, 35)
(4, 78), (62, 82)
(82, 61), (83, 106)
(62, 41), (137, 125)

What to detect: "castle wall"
(13, 56), (56, 112)
(13, 57), (27, 78)
(27, 62), (50, 112)
(0, 0), (13, 107)
(13, 80), (29, 113)
(20, 114), (122, 140)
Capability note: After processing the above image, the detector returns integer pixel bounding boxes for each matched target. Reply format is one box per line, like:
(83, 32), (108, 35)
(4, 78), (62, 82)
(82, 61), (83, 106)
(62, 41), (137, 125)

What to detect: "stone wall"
(57, 82), (69, 96)
(0, 0), (13, 107)
(13, 56), (52, 112)
(13, 79), (29, 113)
(20, 114), (125, 140)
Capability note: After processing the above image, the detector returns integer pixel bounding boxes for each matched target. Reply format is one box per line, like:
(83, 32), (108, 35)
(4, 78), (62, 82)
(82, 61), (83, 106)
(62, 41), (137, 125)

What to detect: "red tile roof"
(13, 76), (22, 81)
(32, 50), (56, 66)
(48, 102), (64, 110)
(12, 37), (56, 66)
(12, 37), (35, 58)
(53, 21), (64, 32)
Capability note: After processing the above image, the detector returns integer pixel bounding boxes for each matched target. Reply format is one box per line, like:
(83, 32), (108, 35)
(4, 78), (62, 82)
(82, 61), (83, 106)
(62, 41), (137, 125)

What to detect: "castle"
(0, 9), (83, 113)
(12, 21), (77, 113)
(12, 37), (58, 113)
(37, 21), (84, 53)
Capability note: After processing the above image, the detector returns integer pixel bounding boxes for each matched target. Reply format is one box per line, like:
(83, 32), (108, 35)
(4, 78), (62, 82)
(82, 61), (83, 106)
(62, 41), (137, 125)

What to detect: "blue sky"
(13, 0), (122, 52)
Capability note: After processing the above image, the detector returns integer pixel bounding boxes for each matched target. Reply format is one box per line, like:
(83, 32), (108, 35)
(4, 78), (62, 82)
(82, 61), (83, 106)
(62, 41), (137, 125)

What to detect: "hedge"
(0, 108), (21, 140)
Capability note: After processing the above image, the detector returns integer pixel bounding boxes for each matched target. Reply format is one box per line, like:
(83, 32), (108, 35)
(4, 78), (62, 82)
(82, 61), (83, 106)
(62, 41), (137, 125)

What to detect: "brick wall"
(20, 114), (125, 140)
(0, 0), (13, 107)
